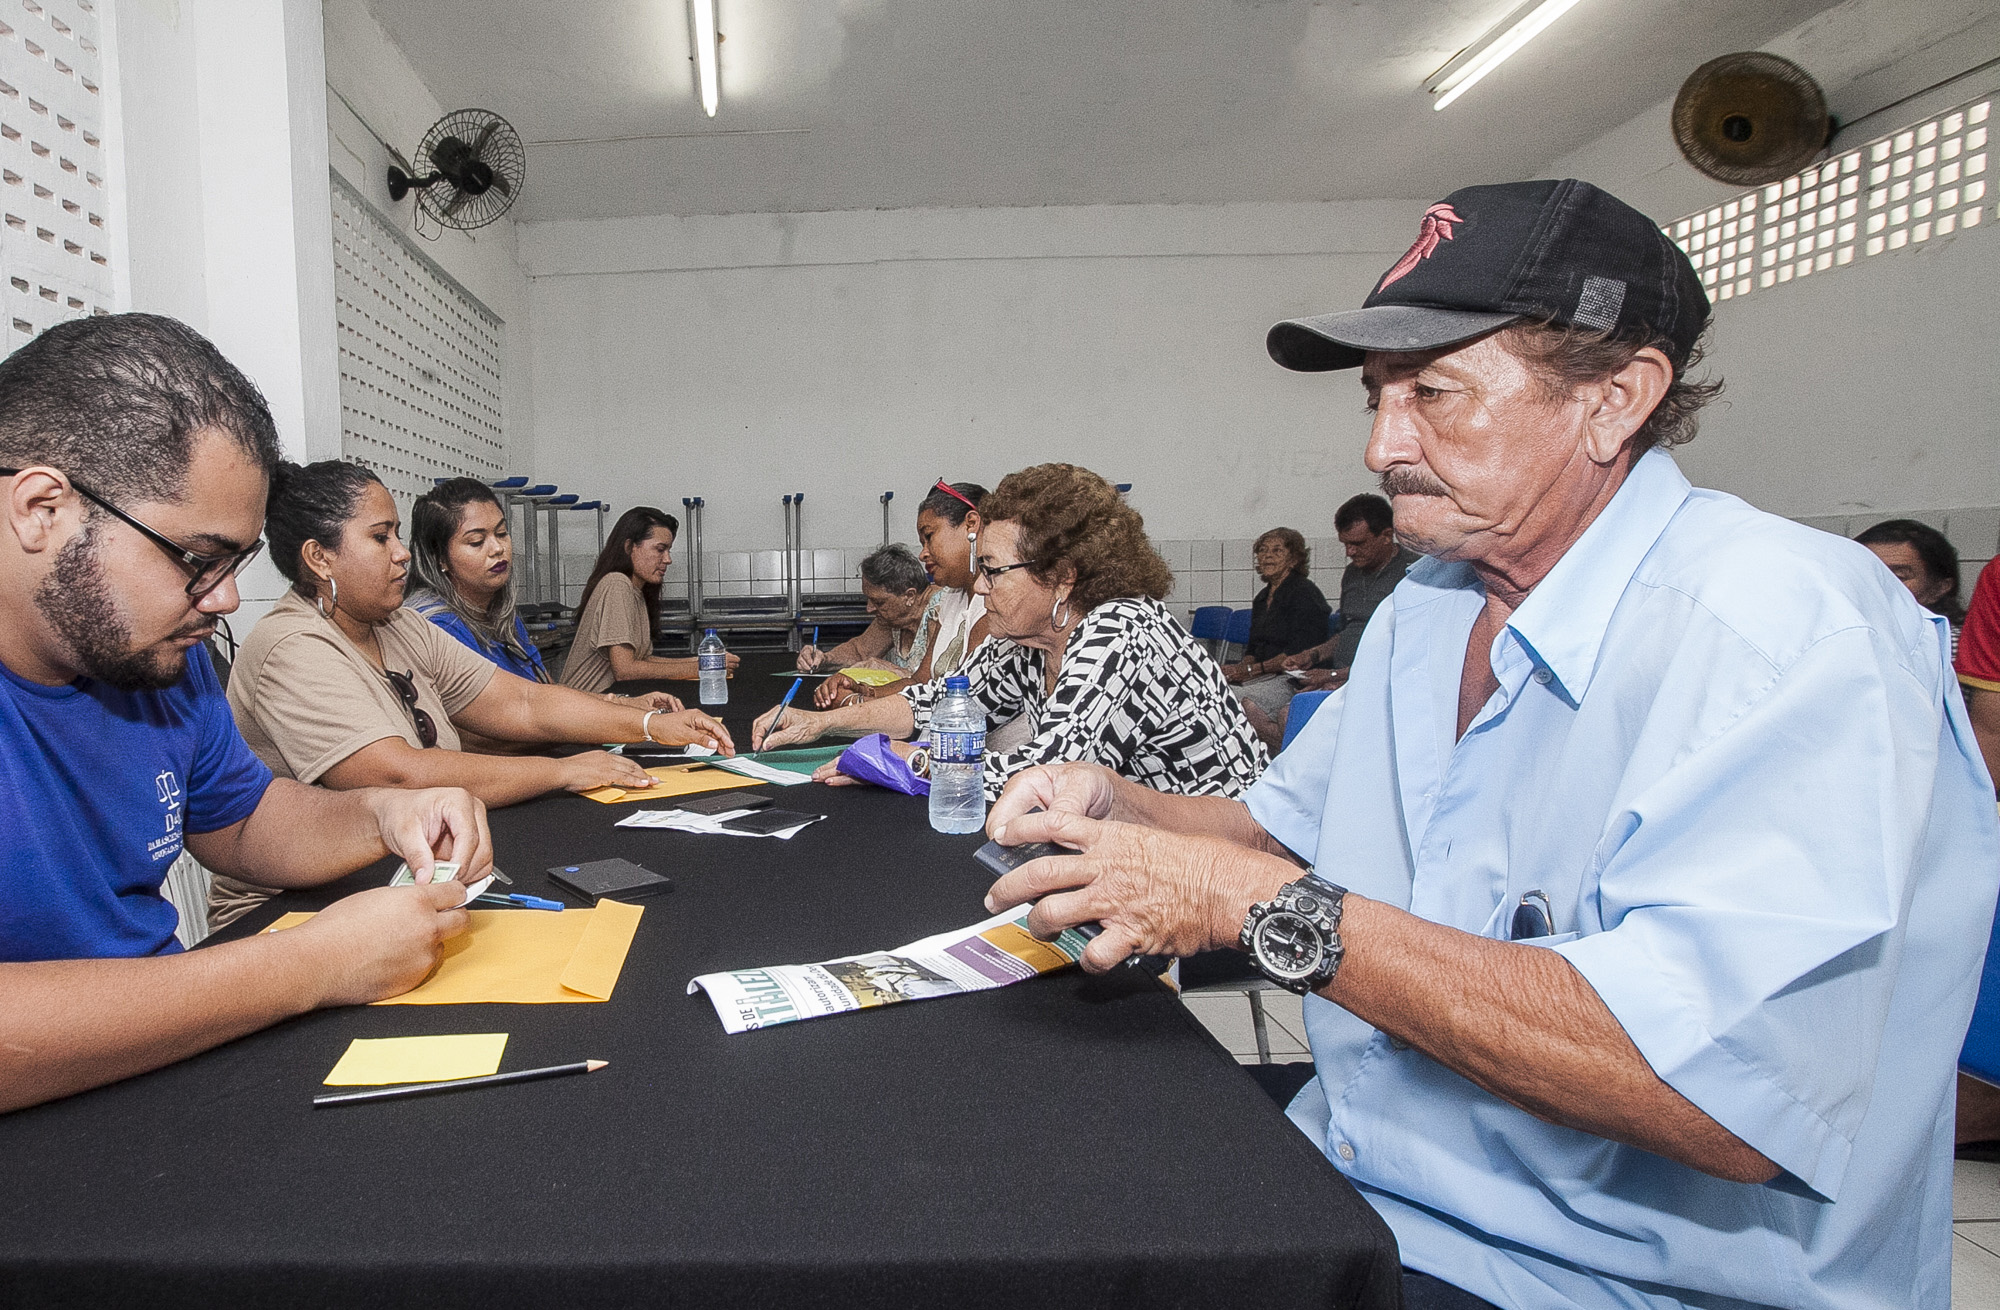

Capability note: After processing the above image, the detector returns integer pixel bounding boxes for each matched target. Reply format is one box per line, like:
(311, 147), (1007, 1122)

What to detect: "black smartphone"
(973, 837), (1073, 878)
(677, 791), (773, 816)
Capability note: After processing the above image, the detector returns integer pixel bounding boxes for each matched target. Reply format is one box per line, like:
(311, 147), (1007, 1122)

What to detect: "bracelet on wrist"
(641, 709), (661, 744)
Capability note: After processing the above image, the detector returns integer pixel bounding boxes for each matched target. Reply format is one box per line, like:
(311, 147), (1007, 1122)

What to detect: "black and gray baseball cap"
(1268, 179), (1709, 373)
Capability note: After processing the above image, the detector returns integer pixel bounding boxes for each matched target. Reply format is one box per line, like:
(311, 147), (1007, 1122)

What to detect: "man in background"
(1282, 493), (1419, 689)
(0, 313), (487, 1114)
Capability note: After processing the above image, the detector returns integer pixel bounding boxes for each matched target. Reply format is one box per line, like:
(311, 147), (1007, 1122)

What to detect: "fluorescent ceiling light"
(688, 0), (719, 117)
(1426, 0), (1585, 111)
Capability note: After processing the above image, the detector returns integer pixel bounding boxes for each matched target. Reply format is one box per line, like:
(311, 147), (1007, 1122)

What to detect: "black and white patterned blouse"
(901, 596), (1269, 801)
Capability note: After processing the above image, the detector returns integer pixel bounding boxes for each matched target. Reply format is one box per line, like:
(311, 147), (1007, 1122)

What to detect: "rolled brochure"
(688, 905), (1095, 1034)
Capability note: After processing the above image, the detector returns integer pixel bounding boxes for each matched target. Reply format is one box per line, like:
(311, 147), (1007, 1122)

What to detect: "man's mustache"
(1380, 467), (1450, 498)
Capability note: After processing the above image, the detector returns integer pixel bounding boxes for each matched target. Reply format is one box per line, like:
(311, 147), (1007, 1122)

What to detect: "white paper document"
(615, 807), (824, 839)
(705, 757), (812, 786)
(688, 905), (1096, 1034)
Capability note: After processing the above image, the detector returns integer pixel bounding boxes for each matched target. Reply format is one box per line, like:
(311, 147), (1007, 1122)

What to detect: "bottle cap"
(944, 675), (970, 692)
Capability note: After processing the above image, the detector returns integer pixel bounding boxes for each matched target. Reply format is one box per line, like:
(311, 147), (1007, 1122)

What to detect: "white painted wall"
(521, 199), (1423, 560)
(517, 0), (2000, 593)
(111, 0), (338, 459)
(109, 0), (340, 627)
(321, 0), (536, 483)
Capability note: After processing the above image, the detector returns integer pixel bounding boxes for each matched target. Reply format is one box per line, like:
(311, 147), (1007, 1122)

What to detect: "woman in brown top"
(229, 463), (734, 807)
(560, 507), (741, 693)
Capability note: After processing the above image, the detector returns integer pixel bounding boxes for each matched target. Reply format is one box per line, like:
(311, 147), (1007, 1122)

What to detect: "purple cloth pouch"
(836, 733), (930, 796)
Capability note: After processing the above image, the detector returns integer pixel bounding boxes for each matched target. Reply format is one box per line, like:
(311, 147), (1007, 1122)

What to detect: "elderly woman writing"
(801, 543), (939, 706)
(753, 463), (1267, 799)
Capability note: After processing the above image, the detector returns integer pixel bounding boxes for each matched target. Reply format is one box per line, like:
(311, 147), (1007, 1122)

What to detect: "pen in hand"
(773, 676), (804, 735)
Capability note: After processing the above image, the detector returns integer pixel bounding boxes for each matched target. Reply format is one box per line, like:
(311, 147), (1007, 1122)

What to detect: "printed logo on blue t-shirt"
(0, 644), (273, 961)
(147, 769), (184, 863)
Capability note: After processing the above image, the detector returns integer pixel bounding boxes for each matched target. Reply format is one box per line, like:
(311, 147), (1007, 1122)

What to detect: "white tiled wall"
(1793, 505), (2000, 598)
(1155, 537), (1344, 618)
(557, 543), (890, 608)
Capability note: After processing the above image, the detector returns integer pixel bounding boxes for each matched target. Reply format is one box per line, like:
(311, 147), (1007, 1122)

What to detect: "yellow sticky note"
(323, 1033), (508, 1086)
(581, 764), (770, 805)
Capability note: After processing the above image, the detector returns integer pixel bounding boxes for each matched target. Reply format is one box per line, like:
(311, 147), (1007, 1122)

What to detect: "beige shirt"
(228, 590), (497, 783)
(929, 588), (987, 679)
(561, 574), (652, 694)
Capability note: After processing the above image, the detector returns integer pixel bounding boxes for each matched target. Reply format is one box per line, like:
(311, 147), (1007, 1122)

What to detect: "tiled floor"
(1184, 991), (2000, 1307)
(1958, 1161), (2000, 1306)
(1182, 986), (1313, 1064)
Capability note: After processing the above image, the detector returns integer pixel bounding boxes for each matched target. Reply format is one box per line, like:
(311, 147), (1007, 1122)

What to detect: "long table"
(0, 654), (1399, 1309)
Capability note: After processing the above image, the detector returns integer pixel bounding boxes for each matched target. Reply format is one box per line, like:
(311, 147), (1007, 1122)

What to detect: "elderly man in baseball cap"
(983, 179), (1997, 1309)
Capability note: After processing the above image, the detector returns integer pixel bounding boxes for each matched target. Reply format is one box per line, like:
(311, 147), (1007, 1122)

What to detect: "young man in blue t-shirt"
(0, 314), (490, 1114)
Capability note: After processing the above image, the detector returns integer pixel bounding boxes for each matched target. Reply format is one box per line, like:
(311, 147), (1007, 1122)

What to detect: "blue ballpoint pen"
(773, 676), (804, 733)
(472, 892), (564, 911)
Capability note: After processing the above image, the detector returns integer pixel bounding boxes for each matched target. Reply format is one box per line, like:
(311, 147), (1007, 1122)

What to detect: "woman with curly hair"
(751, 463), (1267, 800)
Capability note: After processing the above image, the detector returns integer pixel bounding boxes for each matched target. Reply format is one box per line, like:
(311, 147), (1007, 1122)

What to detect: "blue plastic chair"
(1961, 897), (2000, 1087)
(1189, 606), (1231, 658)
(1221, 608), (1254, 662)
(1280, 689), (1333, 751)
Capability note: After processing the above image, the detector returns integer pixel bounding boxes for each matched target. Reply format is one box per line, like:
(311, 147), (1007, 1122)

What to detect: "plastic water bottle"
(927, 674), (986, 834)
(698, 628), (728, 706)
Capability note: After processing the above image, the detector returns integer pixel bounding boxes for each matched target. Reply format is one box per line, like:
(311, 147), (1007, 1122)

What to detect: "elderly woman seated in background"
(561, 506), (740, 692)
(799, 543), (939, 702)
(753, 463), (1267, 800)
(1856, 518), (1967, 654)
(1220, 526), (1330, 745)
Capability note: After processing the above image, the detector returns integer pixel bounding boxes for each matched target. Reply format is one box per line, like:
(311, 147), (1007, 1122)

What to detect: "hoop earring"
(1051, 593), (1071, 630)
(317, 575), (338, 620)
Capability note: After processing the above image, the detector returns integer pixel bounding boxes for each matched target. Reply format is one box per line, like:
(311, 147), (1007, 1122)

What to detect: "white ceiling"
(365, 0), (1842, 223)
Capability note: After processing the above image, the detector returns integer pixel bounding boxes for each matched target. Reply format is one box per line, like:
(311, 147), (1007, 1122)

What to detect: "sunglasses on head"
(931, 480), (979, 513)
(384, 669), (439, 749)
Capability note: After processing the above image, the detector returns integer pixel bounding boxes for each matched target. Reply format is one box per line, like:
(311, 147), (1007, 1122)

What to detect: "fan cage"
(412, 109), (524, 232)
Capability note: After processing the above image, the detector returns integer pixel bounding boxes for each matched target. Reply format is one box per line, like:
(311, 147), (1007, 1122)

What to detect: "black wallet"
(676, 791), (773, 816)
(547, 857), (675, 902)
(719, 809), (823, 835)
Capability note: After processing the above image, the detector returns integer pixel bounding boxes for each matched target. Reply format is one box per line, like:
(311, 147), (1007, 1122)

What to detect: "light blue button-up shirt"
(1247, 449), (1999, 1309)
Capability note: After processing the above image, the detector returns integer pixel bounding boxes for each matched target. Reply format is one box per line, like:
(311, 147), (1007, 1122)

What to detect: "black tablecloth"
(0, 653), (1399, 1309)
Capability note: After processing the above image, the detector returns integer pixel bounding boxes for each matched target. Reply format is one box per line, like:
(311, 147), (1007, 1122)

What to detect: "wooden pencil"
(313, 1060), (607, 1107)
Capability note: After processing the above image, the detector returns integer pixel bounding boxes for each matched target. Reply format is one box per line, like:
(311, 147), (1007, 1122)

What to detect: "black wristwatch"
(1240, 872), (1347, 995)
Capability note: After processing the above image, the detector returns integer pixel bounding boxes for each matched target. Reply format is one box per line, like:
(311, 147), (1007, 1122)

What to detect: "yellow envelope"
(581, 763), (770, 805)
(839, 666), (901, 687)
(266, 899), (644, 1004)
(324, 1033), (508, 1085)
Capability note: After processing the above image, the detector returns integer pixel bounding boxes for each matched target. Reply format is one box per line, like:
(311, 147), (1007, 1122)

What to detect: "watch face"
(1252, 910), (1325, 979)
